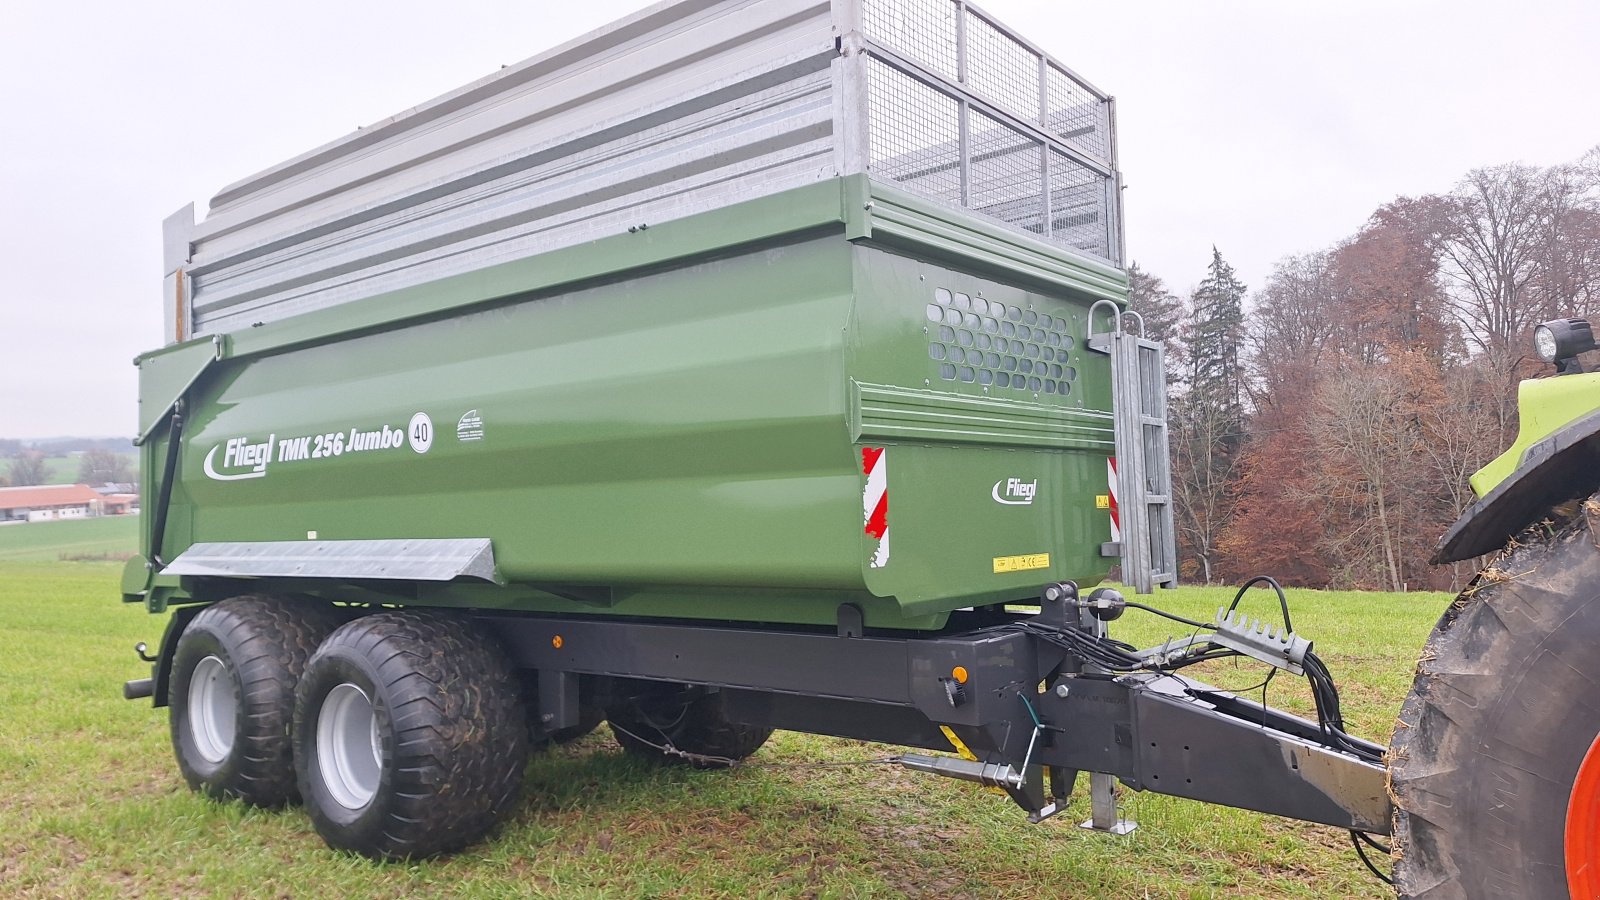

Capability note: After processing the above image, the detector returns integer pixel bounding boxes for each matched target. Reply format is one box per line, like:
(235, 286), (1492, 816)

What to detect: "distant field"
(41, 456), (79, 484)
(0, 515), (138, 561)
(0, 562), (1449, 898)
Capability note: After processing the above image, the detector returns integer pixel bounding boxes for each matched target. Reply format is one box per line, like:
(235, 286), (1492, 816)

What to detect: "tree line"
(2, 450), (132, 488)
(1134, 146), (1600, 591)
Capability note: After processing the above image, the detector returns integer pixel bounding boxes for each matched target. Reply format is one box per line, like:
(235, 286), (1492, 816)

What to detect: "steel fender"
(149, 605), (203, 708)
(1434, 409), (1600, 564)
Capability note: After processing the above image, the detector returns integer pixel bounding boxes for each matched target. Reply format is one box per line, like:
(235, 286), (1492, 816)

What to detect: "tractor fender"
(1433, 409), (1600, 564)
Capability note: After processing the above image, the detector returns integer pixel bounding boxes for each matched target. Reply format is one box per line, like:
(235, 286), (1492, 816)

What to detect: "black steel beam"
(1029, 675), (1391, 834)
(478, 613), (1051, 728)
(476, 610), (1392, 834)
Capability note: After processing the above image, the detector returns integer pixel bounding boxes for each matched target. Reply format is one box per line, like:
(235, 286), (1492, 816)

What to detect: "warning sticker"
(1095, 494), (1111, 509)
(993, 553), (1050, 574)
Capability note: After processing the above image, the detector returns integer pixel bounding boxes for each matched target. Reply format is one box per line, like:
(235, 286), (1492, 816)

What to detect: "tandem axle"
(128, 580), (1391, 843)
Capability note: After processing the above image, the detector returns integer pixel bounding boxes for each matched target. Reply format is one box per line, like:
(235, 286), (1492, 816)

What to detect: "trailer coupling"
(902, 665), (1391, 836)
(886, 583), (1391, 838)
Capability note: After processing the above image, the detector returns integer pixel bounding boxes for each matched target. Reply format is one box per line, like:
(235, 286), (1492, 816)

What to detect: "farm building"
(0, 484), (107, 522)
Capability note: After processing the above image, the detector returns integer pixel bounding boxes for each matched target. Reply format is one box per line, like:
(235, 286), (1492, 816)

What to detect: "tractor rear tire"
(1390, 494), (1600, 899)
(168, 595), (341, 806)
(606, 683), (771, 768)
(292, 611), (528, 860)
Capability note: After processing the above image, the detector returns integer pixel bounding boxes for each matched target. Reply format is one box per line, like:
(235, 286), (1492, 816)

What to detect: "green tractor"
(1392, 316), (1600, 898)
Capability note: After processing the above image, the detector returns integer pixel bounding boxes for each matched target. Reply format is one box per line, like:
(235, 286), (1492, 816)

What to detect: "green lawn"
(0, 516), (138, 561)
(0, 557), (1447, 899)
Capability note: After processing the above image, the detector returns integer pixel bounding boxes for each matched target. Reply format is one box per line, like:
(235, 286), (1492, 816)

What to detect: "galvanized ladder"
(1087, 299), (1178, 595)
(1077, 301), (1179, 835)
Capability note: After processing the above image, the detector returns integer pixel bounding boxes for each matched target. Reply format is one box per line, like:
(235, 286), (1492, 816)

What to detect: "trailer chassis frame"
(474, 586), (1392, 835)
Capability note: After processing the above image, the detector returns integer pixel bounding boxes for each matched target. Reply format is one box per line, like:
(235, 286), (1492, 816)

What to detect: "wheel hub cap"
(317, 683), (382, 810)
(187, 655), (237, 764)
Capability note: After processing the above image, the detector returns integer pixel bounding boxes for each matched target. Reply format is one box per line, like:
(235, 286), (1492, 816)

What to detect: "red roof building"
(0, 484), (106, 521)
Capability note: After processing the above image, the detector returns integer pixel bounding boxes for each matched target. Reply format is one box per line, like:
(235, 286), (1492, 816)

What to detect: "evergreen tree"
(1185, 247), (1248, 437)
(1169, 248), (1248, 582)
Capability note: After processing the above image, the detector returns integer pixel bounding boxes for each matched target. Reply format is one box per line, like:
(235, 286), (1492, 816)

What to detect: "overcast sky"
(2, 0), (1596, 439)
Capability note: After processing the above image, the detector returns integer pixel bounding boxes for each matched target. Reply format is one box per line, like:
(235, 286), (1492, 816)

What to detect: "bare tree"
(1170, 395), (1242, 584)
(7, 452), (48, 487)
(1412, 162), (1600, 369)
(78, 449), (131, 485)
(1304, 355), (1440, 591)
(1416, 364), (1509, 586)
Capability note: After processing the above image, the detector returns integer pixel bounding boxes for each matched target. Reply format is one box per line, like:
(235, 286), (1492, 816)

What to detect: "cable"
(1355, 832), (1391, 854)
(1013, 579), (1393, 887)
(1124, 600), (1212, 630)
(1350, 830), (1395, 885)
(1225, 575), (1293, 634)
(607, 722), (903, 771)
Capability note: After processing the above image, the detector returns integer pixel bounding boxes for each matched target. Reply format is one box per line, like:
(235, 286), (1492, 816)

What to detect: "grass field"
(0, 516), (138, 561)
(0, 523), (1449, 898)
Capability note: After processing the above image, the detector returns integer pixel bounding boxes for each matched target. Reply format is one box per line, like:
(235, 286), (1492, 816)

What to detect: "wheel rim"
(187, 655), (237, 764)
(317, 683), (382, 810)
(1569, 732), (1600, 898)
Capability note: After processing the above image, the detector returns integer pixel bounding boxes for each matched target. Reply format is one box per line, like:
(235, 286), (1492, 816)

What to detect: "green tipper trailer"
(119, 1), (1600, 894)
(133, 178), (1131, 630)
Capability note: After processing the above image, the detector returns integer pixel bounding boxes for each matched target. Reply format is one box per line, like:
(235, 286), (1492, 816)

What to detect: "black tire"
(1391, 495), (1600, 899)
(606, 683), (771, 768)
(168, 594), (340, 807)
(293, 611), (528, 860)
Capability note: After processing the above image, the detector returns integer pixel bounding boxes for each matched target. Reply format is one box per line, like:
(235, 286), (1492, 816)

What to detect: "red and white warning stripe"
(1107, 457), (1121, 544)
(862, 447), (890, 568)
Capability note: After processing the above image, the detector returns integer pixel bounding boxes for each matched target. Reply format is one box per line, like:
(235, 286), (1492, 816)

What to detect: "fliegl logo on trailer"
(203, 435), (277, 481)
(991, 477), (1038, 506)
(203, 416), (427, 482)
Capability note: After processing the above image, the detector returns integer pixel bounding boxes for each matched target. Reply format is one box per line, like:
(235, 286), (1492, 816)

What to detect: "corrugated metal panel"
(181, 0), (837, 336)
(167, 0), (1120, 342)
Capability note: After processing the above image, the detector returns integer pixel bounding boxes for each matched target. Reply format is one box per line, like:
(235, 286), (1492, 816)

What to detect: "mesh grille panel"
(866, 59), (963, 207)
(1045, 64), (1110, 160)
(969, 111), (1043, 236)
(964, 13), (1041, 126)
(1049, 148), (1110, 260)
(860, 0), (1118, 264)
(861, 0), (957, 80)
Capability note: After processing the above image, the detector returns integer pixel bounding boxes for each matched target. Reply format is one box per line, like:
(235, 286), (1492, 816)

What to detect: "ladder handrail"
(1087, 299), (1123, 340)
(1122, 310), (1146, 339)
(1087, 300), (1147, 344)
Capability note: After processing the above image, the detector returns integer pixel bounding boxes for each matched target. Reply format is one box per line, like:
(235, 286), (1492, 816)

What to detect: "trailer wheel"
(293, 611), (527, 859)
(1391, 495), (1600, 899)
(168, 595), (340, 806)
(606, 684), (771, 768)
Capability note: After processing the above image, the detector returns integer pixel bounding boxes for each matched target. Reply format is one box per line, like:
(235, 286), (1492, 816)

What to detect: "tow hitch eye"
(123, 641), (158, 700)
